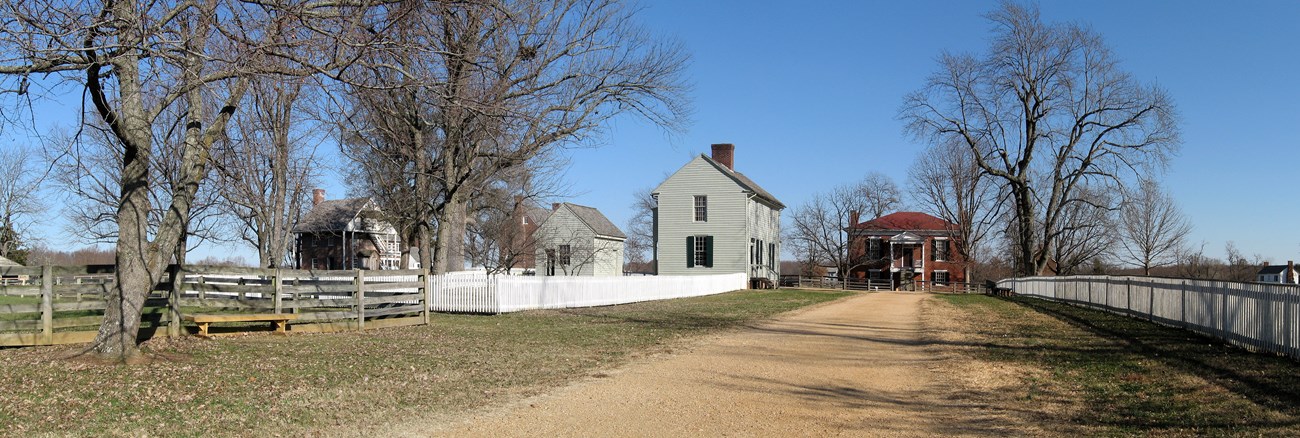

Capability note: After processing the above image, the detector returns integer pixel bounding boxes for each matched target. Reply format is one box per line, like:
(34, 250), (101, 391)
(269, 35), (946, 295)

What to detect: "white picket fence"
(429, 272), (747, 314)
(998, 275), (1300, 359)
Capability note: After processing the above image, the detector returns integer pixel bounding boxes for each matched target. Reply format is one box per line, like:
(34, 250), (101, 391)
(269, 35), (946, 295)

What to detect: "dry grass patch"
(928, 294), (1300, 436)
(0, 288), (850, 437)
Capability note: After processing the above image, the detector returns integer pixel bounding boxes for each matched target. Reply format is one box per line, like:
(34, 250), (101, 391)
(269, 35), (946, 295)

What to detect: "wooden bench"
(183, 314), (298, 337)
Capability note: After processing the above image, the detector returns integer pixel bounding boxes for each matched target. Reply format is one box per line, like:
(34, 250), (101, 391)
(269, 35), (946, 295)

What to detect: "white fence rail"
(430, 273), (747, 314)
(998, 276), (1300, 359)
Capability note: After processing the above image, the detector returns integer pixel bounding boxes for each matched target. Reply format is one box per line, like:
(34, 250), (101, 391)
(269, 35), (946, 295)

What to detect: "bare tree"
(624, 186), (656, 266)
(214, 77), (322, 268)
(1050, 185), (1114, 275)
(339, 0), (689, 274)
(902, 2), (1179, 276)
(908, 138), (1004, 282)
(0, 145), (44, 264)
(858, 172), (903, 220)
(0, 1), (382, 361)
(1116, 179), (1192, 275)
(785, 183), (867, 280)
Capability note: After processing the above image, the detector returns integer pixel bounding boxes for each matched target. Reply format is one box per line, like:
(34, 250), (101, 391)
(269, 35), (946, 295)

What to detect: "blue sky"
(14, 1), (1300, 266)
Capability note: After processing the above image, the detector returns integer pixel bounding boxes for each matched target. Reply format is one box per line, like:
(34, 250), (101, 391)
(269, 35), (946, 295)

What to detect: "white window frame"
(694, 195), (708, 222)
(693, 236), (708, 267)
(933, 237), (950, 262)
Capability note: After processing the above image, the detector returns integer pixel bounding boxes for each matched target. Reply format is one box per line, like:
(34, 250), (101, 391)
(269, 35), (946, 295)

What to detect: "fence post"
(422, 269), (432, 326)
(273, 269), (283, 315)
(41, 265), (53, 345)
(355, 270), (366, 330)
(168, 265), (182, 338)
(1126, 277), (1132, 315)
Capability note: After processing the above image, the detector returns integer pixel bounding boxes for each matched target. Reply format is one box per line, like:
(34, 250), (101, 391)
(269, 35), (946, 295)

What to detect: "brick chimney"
(849, 210), (860, 227)
(711, 143), (735, 171)
(312, 188), (326, 206)
(1289, 260), (1295, 283)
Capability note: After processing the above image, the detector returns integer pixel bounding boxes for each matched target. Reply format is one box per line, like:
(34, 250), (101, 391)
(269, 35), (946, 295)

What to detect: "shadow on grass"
(1005, 296), (1300, 429)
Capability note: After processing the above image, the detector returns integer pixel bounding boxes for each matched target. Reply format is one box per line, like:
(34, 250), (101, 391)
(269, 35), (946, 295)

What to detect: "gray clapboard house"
(653, 144), (784, 282)
(534, 202), (626, 276)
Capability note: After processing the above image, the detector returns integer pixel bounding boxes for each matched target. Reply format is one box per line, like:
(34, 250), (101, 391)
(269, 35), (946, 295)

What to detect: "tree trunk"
(434, 196), (467, 274)
(1013, 186), (1038, 277)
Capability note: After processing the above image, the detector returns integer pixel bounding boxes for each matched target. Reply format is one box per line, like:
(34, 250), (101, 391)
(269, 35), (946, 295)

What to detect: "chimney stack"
(711, 143), (735, 171)
(312, 188), (326, 206)
(1289, 260), (1295, 284)
(849, 210), (860, 227)
(552, 202), (562, 212)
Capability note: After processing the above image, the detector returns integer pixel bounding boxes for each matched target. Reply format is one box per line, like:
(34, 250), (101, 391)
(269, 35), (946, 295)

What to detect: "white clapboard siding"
(999, 275), (1300, 360)
(429, 273), (746, 314)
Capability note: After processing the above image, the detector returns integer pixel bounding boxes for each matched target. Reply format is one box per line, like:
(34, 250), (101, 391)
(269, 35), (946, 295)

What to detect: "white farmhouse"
(653, 144), (784, 283)
(533, 202), (626, 276)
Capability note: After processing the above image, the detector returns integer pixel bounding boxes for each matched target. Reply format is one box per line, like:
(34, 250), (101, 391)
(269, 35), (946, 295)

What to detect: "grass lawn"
(934, 294), (1300, 436)
(0, 288), (851, 436)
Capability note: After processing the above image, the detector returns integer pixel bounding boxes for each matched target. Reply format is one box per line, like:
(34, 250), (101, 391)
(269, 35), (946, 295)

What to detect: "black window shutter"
(686, 236), (695, 268)
(704, 236), (714, 267)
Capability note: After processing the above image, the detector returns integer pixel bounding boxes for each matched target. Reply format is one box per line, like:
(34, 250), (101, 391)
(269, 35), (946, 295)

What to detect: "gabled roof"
(0, 255), (19, 267)
(558, 203), (626, 240)
(1257, 265), (1295, 275)
(849, 211), (955, 232)
(293, 198), (375, 233)
(699, 154), (785, 209)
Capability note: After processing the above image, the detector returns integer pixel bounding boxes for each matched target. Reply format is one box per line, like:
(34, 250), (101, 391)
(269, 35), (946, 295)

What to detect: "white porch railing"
(429, 273), (747, 314)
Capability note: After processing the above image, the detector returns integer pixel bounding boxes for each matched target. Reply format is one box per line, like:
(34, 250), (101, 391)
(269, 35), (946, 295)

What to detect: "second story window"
(933, 239), (950, 261)
(868, 238), (883, 259)
(694, 195), (707, 222)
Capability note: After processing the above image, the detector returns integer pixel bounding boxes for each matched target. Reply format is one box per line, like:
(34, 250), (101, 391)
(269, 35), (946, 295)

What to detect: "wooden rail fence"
(0, 265), (429, 347)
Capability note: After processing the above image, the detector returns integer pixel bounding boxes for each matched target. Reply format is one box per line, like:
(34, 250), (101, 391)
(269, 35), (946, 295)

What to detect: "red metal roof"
(850, 211), (955, 231)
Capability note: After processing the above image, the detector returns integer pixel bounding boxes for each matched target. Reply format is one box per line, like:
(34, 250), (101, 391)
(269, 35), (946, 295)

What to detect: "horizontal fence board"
(52, 301), (108, 312)
(186, 283), (271, 295)
(282, 284), (357, 294)
(0, 331), (98, 347)
(0, 303), (40, 314)
(52, 283), (114, 295)
(53, 315), (111, 329)
(282, 297), (355, 308)
(363, 294), (423, 306)
(291, 310), (358, 323)
(365, 305), (424, 318)
(0, 319), (38, 331)
(362, 281), (424, 292)
(0, 285), (41, 295)
(176, 298), (275, 310)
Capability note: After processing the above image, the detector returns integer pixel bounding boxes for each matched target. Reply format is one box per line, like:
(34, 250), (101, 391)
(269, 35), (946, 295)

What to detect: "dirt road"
(413, 292), (1027, 437)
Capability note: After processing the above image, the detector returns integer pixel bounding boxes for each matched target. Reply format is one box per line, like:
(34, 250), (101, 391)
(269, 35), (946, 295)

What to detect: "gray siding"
(654, 156), (780, 280)
(534, 206), (624, 276)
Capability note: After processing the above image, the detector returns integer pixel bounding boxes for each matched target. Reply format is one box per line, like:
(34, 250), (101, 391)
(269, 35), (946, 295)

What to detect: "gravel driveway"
(409, 292), (1027, 437)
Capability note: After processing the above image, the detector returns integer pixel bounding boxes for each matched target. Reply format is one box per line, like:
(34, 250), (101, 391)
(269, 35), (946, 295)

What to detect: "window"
(768, 243), (776, 270)
(933, 271), (950, 285)
(750, 238), (756, 264)
(558, 245), (571, 265)
(755, 239), (763, 266)
(687, 235), (712, 268)
(868, 238), (883, 259)
(694, 195), (707, 222)
(933, 239), (950, 261)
